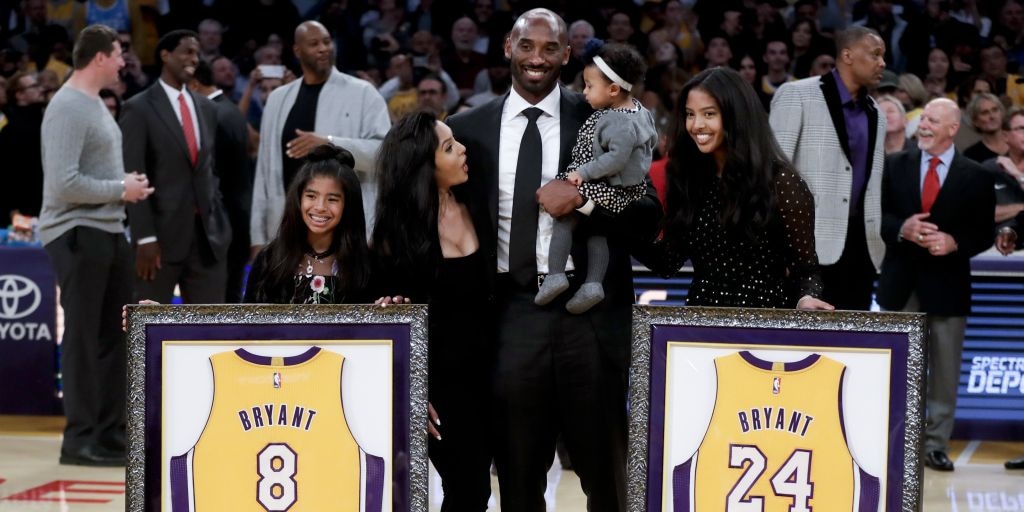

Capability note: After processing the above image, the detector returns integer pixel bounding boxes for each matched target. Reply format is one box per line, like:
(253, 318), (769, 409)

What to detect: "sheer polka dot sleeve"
(775, 168), (824, 300)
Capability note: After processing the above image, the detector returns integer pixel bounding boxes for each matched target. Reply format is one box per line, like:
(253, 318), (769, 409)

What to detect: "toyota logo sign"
(0, 275), (42, 320)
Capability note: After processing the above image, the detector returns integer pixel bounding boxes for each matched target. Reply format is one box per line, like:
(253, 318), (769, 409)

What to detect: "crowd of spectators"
(5, 0), (1024, 243)
(0, 0), (1015, 183)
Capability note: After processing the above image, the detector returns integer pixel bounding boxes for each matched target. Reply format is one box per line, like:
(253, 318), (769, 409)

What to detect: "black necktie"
(509, 107), (543, 288)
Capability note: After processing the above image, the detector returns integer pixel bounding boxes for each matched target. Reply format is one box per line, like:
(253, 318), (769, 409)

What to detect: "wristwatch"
(326, 134), (335, 146)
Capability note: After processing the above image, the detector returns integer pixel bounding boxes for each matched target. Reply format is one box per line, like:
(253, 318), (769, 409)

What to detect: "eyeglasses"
(18, 82), (41, 92)
(418, 89), (443, 96)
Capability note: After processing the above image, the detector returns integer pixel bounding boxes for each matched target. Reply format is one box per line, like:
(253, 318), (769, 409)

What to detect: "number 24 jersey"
(671, 351), (880, 512)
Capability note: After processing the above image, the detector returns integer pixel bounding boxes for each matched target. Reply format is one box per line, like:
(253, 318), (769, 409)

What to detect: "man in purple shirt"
(771, 27), (888, 310)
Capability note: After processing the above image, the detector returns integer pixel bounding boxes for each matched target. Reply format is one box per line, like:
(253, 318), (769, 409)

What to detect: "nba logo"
(772, 377), (781, 395)
(273, 372), (282, 388)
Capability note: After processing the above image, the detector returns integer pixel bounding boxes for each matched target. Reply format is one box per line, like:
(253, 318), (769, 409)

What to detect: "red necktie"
(178, 93), (198, 166)
(921, 156), (941, 213)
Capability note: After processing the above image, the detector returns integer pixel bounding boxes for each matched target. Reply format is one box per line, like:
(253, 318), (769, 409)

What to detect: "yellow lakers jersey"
(169, 347), (385, 512)
(671, 351), (879, 511)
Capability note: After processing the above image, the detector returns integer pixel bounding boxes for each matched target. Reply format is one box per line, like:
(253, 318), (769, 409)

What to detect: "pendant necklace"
(305, 247), (332, 276)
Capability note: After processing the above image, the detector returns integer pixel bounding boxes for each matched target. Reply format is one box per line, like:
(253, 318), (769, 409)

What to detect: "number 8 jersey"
(671, 351), (880, 512)
(169, 347), (385, 512)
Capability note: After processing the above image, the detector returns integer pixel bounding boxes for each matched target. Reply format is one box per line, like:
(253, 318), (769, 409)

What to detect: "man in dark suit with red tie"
(447, 8), (661, 511)
(189, 59), (252, 303)
(879, 98), (995, 472)
(121, 30), (231, 303)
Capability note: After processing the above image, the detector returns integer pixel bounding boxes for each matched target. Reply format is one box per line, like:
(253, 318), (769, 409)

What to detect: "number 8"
(257, 443), (297, 511)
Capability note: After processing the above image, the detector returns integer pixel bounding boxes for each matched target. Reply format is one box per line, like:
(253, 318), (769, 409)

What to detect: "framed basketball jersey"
(124, 304), (430, 512)
(168, 348), (385, 511)
(628, 307), (926, 512)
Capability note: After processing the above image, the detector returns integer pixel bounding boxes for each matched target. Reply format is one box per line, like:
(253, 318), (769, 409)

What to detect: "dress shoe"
(60, 445), (125, 467)
(1006, 456), (1024, 469)
(924, 450), (954, 471)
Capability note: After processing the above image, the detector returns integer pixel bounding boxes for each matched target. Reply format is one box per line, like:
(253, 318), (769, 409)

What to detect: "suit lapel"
(482, 96), (504, 233)
(907, 147), (924, 211)
(865, 97), (879, 179)
(558, 86), (584, 172)
(147, 85), (192, 167)
(192, 91), (211, 168)
(819, 72), (852, 160)
(932, 152), (968, 214)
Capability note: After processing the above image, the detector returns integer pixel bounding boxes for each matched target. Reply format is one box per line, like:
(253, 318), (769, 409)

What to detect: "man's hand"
(922, 231), (958, 256)
(997, 227), (1018, 255)
(996, 155), (1024, 186)
(122, 172), (154, 203)
(566, 171), (584, 186)
(136, 242), (161, 281)
(286, 129), (329, 159)
(247, 67), (264, 91)
(537, 180), (583, 218)
(900, 212), (940, 248)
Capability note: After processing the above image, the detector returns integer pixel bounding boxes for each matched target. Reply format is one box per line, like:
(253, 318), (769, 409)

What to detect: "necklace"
(305, 247), (332, 275)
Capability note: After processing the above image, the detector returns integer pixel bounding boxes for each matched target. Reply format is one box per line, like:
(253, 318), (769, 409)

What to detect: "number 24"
(728, 444), (814, 512)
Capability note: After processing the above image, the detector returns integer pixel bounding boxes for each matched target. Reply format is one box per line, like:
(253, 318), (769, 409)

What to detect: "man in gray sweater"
(39, 24), (153, 467)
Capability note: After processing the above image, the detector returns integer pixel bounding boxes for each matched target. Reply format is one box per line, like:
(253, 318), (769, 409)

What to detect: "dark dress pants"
(134, 217), (226, 304)
(492, 278), (628, 512)
(428, 358), (493, 511)
(821, 214), (877, 310)
(45, 226), (133, 454)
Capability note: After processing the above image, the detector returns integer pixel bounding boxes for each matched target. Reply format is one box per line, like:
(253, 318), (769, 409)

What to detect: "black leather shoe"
(924, 450), (954, 471)
(60, 445), (125, 467)
(1006, 456), (1024, 469)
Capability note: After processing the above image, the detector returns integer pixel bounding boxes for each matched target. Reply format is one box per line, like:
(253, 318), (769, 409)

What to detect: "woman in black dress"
(371, 111), (492, 510)
(244, 145), (371, 304)
(635, 67), (833, 310)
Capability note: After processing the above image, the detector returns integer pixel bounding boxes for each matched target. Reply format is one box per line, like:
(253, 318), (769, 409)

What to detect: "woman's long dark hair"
(251, 145), (370, 303)
(371, 111), (448, 283)
(665, 67), (793, 241)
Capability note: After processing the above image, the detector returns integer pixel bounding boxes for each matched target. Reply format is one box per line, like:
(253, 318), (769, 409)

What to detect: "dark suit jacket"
(446, 87), (662, 367)
(210, 93), (252, 250)
(121, 84), (230, 263)
(878, 147), (995, 316)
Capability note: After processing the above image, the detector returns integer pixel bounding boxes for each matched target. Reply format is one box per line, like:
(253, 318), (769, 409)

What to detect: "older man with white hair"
(879, 97), (995, 472)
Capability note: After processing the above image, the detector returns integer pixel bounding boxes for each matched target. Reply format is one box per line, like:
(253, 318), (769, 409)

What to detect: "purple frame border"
(124, 305), (429, 512)
(646, 325), (907, 512)
(626, 306), (926, 512)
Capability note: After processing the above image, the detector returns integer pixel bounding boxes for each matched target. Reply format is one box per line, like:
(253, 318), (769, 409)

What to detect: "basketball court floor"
(0, 416), (1019, 511)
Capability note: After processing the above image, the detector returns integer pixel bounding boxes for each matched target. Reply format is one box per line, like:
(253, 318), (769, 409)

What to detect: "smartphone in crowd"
(258, 64), (286, 79)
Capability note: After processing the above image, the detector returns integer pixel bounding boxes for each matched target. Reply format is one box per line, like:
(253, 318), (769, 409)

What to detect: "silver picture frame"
(125, 304), (429, 512)
(628, 306), (927, 512)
